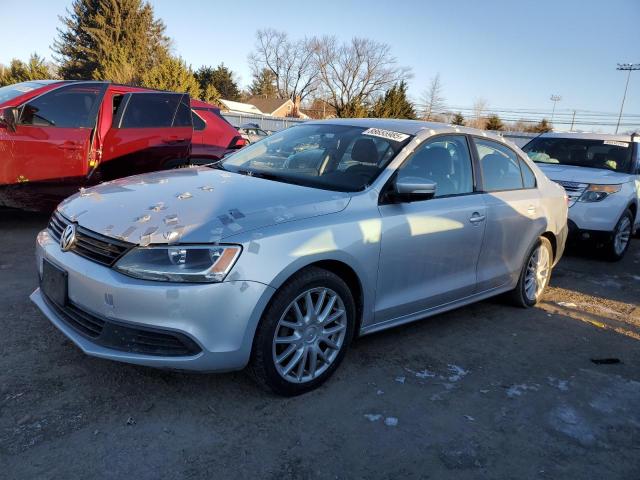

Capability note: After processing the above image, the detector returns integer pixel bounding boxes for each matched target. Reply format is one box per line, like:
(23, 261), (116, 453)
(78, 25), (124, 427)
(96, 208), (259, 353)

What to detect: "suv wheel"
(249, 267), (355, 396)
(509, 237), (553, 307)
(605, 209), (633, 261)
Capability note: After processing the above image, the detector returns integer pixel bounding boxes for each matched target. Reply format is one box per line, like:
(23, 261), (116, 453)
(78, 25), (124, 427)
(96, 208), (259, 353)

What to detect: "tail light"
(228, 136), (247, 149)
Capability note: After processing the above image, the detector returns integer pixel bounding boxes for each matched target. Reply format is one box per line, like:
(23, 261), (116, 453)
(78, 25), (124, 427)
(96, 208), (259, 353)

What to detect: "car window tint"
(397, 135), (473, 197)
(20, 84), (102, 128)
(520, 158), (536, 188)
(120, 93), (181, 128)
(172, 96), (192, 127)
(475, 139), (524, 191)
(191, 111), (206, 131)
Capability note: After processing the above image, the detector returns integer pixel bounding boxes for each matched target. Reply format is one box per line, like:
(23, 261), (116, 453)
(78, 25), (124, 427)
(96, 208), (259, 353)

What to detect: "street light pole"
(550, 95), (561, 124)
(615, 63), (640, 134)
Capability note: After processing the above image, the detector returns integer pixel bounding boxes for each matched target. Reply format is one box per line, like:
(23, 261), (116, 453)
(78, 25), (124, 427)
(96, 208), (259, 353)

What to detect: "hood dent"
(58, 168), (351, 246)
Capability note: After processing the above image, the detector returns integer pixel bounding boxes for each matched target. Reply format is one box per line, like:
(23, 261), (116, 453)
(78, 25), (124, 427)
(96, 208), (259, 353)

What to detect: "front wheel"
(604, 209), (633, 261)
(248, 267), (356, 396)
(508, 237), (553, 307)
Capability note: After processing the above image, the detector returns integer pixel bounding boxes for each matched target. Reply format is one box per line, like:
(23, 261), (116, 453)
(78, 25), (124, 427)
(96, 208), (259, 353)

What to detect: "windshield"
(219, 124), (412, 192)
(523, 137), (634, 173)
(0, 81), (55, 104)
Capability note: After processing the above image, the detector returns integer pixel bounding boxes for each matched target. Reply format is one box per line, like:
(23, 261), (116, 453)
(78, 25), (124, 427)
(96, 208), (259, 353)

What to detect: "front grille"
(42, 294), (201, 357)
(554, 180), (588, 206)
(48, 211), (133, 266)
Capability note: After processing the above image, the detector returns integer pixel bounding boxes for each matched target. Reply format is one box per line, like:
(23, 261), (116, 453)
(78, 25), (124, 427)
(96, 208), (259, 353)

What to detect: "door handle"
(162, 136), (186, 144)
(527, 205), (536, 215)
(469, 212), (486, 224)
(57, 141), (83, 150)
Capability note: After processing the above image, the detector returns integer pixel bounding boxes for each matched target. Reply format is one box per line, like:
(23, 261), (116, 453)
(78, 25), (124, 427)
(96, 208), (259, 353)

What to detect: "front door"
(99, 92), (193, 180)
(4, 83), (105, 186)
(375, 135), (486, 324)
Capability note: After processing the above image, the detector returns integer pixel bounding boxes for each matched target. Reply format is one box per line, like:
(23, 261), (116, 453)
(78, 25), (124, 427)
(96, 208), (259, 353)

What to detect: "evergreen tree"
(530, 118), (553, 133)
(195, 64), (240, 101)
(451, 112), (465, 126)
(201, 84), (221, 106)
(0, 54), (53, 86)
(485, 114), (504, 131)
(54, 0), (170, 83)
(249, 68), (277, 98)
(369, 81), (416, 119)
(141, 56), (200, 97)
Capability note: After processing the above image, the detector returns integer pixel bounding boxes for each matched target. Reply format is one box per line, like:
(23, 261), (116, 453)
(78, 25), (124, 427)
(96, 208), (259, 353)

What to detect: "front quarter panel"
(225, 192), (382, 328)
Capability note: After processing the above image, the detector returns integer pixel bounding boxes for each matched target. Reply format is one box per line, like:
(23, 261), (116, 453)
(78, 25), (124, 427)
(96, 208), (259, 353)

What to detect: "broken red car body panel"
(0, 80), (242, 210)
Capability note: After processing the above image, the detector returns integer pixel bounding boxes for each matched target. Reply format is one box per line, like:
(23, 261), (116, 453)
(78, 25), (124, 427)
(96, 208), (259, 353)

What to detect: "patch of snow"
(557, 301), (577, 308)
(364, 414), (382, 422)
(384, 417), (398, 427)
(447, 364), (469, 382)
(506, 384), (540, 398)
(415, 369), (437, 379)
(395, 376), (406, 384)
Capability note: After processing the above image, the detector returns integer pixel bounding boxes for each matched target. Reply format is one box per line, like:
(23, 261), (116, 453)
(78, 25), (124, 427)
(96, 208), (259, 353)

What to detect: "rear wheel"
(604, 209), (633, 261)
(508, 237), (553, 307)
(248, 267), (355, 396)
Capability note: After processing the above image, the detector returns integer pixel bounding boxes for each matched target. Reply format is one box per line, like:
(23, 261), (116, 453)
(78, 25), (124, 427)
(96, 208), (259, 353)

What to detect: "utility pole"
(570, 110), (576, 132)
(550, 95), (561, 124)
(615, 63), (640, 134)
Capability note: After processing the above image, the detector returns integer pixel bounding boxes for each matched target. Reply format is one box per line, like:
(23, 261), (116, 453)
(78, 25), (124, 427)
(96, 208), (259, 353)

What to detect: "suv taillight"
(228, 136), (247, 149)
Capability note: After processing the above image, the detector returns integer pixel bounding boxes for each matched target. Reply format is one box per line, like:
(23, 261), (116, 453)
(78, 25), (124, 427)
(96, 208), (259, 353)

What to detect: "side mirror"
(0, 108), (18, 132)
(391, 179), (437, 202)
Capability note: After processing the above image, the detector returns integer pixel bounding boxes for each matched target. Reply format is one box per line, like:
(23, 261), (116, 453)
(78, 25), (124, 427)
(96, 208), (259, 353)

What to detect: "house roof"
(219, 99), (263, 115)
(246, 96), (292, 115)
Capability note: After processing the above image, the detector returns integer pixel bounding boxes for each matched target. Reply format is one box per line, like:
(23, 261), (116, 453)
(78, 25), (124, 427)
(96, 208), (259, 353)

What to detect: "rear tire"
(248, 267), (356, 396)
(508, 237), (553, 308)
(604, 209), (633, 261)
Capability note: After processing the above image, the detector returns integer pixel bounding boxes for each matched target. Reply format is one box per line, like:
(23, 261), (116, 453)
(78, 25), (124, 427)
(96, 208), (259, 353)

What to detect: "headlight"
(114, 245), (241, 283)
(578, 184), (621, 202)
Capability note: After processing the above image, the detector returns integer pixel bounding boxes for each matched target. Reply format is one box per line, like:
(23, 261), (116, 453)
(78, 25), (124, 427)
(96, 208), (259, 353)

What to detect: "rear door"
(472, 137), (543, 292)
(99, 92), (192, 180)
(5, 83), (105, 185)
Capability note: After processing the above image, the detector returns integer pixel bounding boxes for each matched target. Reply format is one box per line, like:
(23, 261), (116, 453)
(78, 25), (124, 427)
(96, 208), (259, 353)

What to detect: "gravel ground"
(1, 209), (639, 479)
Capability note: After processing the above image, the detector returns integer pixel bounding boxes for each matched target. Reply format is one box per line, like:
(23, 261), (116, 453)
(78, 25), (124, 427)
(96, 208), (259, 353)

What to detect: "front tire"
(508, 237), (553, 307)
(604, 209), (633, 261)
(248, 267), (356, 396)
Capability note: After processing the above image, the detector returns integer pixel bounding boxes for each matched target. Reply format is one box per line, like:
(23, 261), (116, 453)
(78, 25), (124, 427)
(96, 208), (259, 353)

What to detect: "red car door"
(99, 92), (193, 180)
(5, 83), (105, 185)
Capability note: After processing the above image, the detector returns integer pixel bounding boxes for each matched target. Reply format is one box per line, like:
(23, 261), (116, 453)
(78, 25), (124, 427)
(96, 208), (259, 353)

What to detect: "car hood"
(58, 167), (351, 245)
(536, 163), (632, 185)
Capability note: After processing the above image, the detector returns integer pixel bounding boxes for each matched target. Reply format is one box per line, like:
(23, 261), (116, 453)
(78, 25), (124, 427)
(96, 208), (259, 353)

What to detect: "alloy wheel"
(614, 216), (632, 256)
(272, 287), (347, 384)
(524, 244), (550, 302)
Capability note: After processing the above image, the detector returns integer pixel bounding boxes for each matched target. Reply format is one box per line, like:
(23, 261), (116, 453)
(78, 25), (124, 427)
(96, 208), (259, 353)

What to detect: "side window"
(397, 135), (473, 197)
(119, 93), (181, 128)
(172, 96), (192, 127)
(519, 158), (537, 188)
(475, 138), (524, 191)
(191, 110), (206, 131)
(19, 84), (103, 128)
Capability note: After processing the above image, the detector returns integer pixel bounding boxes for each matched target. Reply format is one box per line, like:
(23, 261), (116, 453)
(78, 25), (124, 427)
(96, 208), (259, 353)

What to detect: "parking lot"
(1, 208), (639, 479)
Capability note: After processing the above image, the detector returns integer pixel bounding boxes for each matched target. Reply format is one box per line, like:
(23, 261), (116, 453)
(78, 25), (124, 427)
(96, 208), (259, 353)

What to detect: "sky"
(1, 0), (639, 132)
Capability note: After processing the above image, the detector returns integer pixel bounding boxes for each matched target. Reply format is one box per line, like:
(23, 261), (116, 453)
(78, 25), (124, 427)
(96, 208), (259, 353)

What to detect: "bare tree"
(471, 97), (488, 128)
(311, 36), (412, 117)
(420, 74), (445, 120)
(248, 28), (318, 102)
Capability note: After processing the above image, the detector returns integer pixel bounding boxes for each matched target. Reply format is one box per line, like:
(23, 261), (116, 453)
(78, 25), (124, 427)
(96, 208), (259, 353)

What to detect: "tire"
(604, 209), (633, 261)
(508, 237), (553, 308)
(248, 267), (356, 396)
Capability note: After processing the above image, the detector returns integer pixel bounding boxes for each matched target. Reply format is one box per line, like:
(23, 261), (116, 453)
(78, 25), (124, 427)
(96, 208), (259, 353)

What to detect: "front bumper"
(567, 197), (625, 233)
(32, 230), (275, 372)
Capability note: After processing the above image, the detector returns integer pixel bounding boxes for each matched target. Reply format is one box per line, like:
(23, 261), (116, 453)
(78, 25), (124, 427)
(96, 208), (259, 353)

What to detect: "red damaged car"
(0, 80), (246, 210)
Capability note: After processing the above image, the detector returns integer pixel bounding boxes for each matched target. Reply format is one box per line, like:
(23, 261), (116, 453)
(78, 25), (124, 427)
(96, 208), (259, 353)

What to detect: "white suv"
(522, 132), (639, 260)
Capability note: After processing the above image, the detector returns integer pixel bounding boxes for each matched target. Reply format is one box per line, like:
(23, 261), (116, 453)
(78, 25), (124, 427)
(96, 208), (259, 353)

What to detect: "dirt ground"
(1, 209), (639, 479)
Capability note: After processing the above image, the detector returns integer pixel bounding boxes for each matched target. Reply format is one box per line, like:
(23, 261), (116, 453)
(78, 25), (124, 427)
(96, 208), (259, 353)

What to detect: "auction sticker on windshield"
(603, 140), (629, 148)
(362, 128), (410, 143)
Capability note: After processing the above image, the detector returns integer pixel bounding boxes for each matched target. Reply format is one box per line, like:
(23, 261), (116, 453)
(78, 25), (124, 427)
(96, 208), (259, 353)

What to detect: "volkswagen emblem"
(60, 224), (77, 252)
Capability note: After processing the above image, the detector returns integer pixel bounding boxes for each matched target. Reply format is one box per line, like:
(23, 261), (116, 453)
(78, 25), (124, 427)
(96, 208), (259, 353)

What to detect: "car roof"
(303, 118), (508, 142)
(534, 131), (639, 142)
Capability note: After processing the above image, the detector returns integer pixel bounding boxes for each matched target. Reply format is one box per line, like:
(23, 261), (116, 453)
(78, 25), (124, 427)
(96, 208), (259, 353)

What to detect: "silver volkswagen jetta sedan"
(32, 119), (568, 395)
